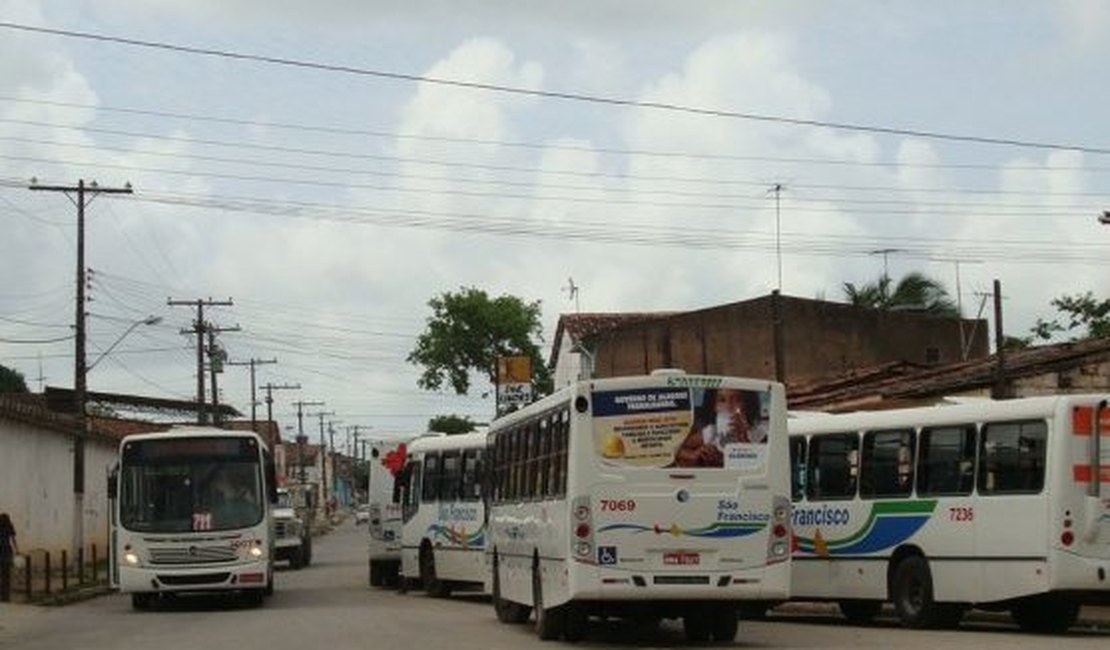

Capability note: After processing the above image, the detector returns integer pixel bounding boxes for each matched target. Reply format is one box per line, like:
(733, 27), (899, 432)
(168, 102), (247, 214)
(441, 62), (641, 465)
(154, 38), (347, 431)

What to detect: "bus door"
(107, 464), (119, 589)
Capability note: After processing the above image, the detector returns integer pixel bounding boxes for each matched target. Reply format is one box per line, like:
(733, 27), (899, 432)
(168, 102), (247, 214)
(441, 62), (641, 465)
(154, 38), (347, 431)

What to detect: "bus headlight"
(771, 541), (788, 557)
(124, 552), (140, 565)
(249, 541), (264, 558)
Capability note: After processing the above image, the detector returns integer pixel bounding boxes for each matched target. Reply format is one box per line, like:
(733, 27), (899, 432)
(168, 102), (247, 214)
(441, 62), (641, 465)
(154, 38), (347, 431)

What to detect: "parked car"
(354, 504), (371, 525)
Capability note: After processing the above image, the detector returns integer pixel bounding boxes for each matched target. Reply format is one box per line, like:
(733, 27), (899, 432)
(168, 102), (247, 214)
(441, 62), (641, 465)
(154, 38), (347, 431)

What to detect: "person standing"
(0, 512), (18, 602)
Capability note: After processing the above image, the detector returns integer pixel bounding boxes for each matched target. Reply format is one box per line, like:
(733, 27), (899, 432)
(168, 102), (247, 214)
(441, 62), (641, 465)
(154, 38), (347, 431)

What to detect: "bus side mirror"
(107, 474), (117, 499)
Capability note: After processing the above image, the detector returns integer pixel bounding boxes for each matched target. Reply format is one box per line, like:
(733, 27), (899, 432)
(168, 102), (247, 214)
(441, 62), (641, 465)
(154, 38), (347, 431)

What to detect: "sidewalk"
(0, 600), (44, 637)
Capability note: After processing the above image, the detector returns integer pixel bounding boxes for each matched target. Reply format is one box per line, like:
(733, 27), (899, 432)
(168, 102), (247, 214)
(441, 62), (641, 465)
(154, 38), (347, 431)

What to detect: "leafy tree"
(0, 364), (29, 393)
(843, 271), (959, 317)
(428, 414), (479, 435)
(408, 287), (553, 401)
(1030, 291), (1110, 342)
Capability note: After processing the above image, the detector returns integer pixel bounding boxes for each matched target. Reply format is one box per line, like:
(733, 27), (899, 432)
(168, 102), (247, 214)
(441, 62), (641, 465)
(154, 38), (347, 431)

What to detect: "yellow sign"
(497, 355), (532, 384)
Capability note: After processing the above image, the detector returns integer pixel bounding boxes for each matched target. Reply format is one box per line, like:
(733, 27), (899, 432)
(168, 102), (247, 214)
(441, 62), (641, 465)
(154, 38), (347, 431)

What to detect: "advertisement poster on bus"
(591, 385), (770, 469)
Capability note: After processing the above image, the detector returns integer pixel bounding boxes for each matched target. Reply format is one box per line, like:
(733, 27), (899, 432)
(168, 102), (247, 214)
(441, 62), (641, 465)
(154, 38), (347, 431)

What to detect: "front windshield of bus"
(119, 437), (264, 533)
(592, 385), (772, 470)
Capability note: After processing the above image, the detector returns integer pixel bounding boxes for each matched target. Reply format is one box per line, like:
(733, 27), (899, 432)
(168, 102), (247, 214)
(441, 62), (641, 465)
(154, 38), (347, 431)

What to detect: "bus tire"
(738, 602), (772, 620)
(683, 608), (712, 642)
(710, 604), (739, 642)
(303, 536), (313, 566)
(420, 546), (451, 598)
(562, 603), (588, 642)
(264, 566), (274, 597)
(131, 593), (153, 611)
(533, 565), (565, 640)
(289, 547), (304, 570)
(1011, 595), (1079, 634)
(892, 555), (951, 628)
(838, 599), (881, 624)
(369, 560), (383, 587)
(242, 589), (264, 607)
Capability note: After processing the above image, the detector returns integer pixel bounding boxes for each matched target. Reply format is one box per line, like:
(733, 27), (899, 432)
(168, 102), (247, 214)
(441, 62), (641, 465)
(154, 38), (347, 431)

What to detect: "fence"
(7, 544), (108, 603)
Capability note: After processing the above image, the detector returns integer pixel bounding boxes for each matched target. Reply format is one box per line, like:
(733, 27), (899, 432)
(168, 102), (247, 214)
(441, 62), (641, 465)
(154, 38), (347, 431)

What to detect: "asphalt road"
(1, 521), (1107, 650)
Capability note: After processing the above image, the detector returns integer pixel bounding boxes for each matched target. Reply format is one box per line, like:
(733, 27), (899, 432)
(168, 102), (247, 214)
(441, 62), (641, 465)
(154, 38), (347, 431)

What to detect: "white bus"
(486, 372), (791, 642)
(787, 395), (1110, 632)
(366, 437), (411, 587)
(397, 431), (488, 596)
(109, 427), (278, 609)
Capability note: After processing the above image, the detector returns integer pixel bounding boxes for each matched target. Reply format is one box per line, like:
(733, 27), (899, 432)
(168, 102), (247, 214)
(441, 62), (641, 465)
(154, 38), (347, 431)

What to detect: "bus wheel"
(1011, 595), (1079, 633)
(710, 605), (739, 642)
(838, 599), (881, 624)
(533, 566), (565, 640)
(289, 548), (304, 570)
(242, 589), (264, 607)
(131, 593), (153, 611)
(683, 608), (712, 642)
(892, 555), (952, 628)
(420, 546), (451, 598)
(738, 602), (771, 620)
(264, 566), (274, 597)
(369, 560), (383, 587)
(562, 603), (588, 642)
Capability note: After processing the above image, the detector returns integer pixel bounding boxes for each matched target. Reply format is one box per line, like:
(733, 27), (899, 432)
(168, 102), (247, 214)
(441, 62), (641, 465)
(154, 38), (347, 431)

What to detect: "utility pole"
(931, 257), (984, 361)
(227, 358), (278, 431)
(869, 248), (904, 282)
(29, 177), (133, 564)
(293, 400), (324, 484)
(262, 381), (300, 428)
(991, 279), (1008, 399)
(312, 410), (336, 513)
(768, 183), (785, 292)
(207, 323), (239, 426)
(327, 420), (342, 507)
(168, 298), (233, 424)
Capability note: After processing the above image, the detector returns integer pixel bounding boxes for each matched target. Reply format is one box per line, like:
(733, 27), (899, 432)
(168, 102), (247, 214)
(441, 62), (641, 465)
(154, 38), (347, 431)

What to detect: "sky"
(1, 0), (1109, 445)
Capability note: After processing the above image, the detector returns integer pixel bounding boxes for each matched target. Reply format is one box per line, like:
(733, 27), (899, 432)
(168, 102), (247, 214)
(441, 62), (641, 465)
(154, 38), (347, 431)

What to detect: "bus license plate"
(663, 551), (700, 566)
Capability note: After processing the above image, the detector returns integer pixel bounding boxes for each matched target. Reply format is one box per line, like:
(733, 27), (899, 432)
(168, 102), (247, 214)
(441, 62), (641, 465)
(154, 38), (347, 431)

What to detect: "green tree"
(408, 287), (553, 400)
(428, 414), (478, 435)
(1030, 291), (1110, 342)
(843, 271), (959, 317)
(0, 364), (29, 393)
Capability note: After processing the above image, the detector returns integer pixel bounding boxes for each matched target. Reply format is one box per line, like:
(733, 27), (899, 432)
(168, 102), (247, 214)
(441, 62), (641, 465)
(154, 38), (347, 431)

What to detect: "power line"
(3, 22), (1110, 155)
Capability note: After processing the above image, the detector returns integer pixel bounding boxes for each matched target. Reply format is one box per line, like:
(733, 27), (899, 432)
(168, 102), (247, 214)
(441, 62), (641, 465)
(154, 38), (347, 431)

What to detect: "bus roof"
(405, 430), (487, 455)
(118, 426), (267, 446)
(787, 393), (1109, 435)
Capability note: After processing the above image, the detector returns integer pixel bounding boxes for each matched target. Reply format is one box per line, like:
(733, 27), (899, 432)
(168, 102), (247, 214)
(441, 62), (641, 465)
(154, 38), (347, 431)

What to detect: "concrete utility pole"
(262, 381), (300, 428)
(227, 358), (278, 431)
(768, 183), (786, 292)
(29, 177), (133, 565)
(327, 420), (342, 506)
(168, 298), (233, 424)
(312, 410), (336, 511)
(206, 323), (239, 426)
(992, 279), (1008, 399)
(294, 400), (324, 483)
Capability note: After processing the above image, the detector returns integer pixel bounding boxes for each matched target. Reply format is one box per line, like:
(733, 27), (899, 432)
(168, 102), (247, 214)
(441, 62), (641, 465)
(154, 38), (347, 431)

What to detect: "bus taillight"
(575, 523), (591, 538)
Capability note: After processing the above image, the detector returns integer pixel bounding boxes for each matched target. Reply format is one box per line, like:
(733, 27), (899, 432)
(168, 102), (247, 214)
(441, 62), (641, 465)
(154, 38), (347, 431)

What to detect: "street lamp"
(88, 315), (163, 372)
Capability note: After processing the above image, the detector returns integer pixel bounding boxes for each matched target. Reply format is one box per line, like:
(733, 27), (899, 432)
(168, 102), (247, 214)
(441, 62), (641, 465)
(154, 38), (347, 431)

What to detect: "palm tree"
(843, 271), (959, 317)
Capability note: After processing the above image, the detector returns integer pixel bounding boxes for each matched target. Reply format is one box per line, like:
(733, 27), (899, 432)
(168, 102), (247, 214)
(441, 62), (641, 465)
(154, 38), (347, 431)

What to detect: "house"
(788, 336), (1110, 412)
(550, 293), (989, 389)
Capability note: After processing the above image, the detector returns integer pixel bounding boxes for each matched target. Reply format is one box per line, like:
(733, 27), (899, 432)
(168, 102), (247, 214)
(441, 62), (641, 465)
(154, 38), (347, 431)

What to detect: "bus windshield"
(119, 437), (263, 533)
(592, 386), (771, 469)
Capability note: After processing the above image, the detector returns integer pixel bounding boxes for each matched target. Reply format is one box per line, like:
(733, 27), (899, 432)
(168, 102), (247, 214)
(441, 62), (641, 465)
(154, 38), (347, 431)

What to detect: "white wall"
(552, 330), (588, 388)
(0, 419), (116, 554)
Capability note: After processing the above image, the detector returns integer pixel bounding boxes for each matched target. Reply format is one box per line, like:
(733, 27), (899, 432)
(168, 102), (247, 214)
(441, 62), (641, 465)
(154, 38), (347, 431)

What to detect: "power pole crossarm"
(227, 358), (278, 431)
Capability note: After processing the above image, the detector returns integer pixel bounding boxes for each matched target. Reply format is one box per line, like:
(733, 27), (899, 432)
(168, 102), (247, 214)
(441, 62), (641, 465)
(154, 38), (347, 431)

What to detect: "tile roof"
(549, 312), (675, 367)
(788, 336), (1110, 411)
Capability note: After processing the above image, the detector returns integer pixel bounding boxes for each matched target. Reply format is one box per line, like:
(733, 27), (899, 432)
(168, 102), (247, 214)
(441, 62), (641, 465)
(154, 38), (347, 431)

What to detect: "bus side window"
(422, 453), (440, 503)
(538, 416), (552, 497)
(555, 409), (569, 497)
(807, 433), (859, 500)
(789, 436), (806, 502)
(860, 429), (914, 499)
(917, 425), (975, 496)
(978, 420), (1047, 495)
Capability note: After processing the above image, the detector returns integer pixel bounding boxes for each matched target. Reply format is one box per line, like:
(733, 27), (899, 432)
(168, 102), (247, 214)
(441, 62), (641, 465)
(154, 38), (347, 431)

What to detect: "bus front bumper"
(119, 559), (270, 594)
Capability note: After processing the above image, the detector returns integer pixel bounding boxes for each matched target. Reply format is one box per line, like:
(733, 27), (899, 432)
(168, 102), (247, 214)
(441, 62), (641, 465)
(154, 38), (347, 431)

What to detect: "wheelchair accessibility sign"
(598, 546), (618, 565)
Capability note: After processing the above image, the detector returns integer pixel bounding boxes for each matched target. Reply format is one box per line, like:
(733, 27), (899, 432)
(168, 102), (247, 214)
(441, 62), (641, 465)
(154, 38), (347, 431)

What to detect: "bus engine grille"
(149, 547), (238, 564)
